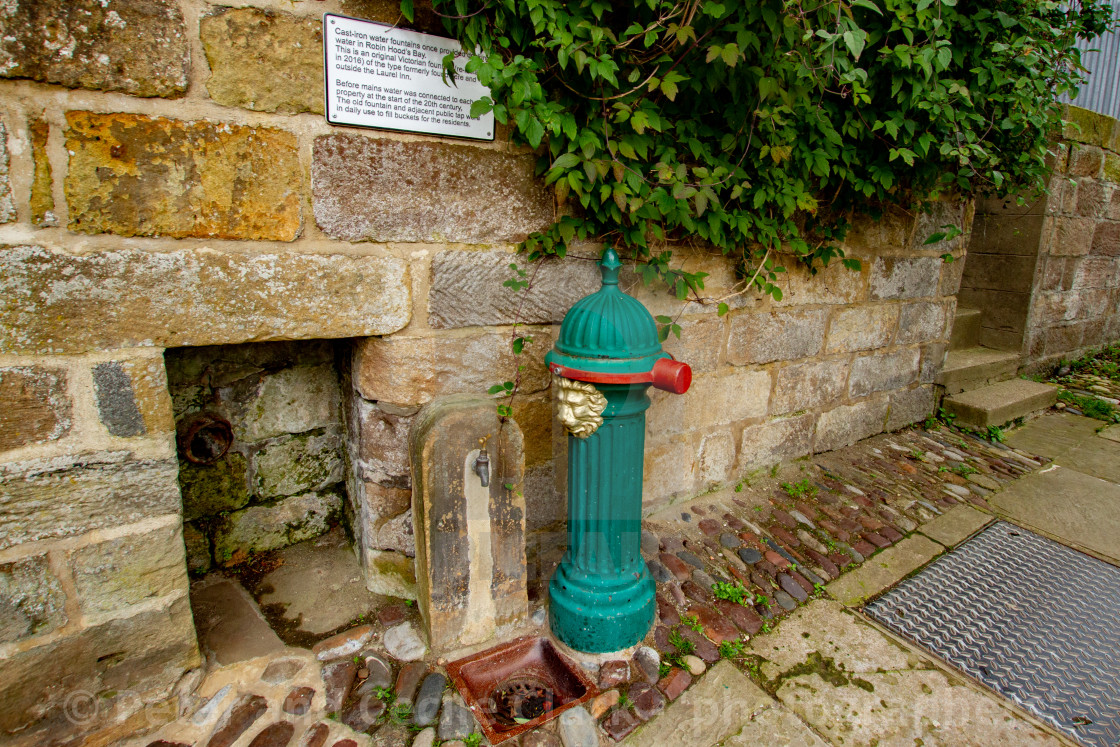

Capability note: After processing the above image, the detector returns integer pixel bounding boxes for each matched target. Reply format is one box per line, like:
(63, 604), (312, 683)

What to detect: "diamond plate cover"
(865, 521), (1120, 747)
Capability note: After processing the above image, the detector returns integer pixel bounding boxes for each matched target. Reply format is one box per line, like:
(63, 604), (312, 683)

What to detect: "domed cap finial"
(600, 248), (621, 286)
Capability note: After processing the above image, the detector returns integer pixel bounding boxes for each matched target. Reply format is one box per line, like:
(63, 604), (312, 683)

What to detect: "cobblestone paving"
(125, 423), (1056, 747)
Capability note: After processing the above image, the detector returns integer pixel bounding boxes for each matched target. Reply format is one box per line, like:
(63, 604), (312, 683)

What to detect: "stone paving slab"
(719, 706), (829, 746)
(751, 599), (1064, 746)
(986, 464), (1120, 565)
(622, 661), (770, 746)
(190, 576), (285, 665)
(1100, 424), (1120, 443)
(826, 535), (943, 607)
(918, 505), (993, 547)
(1008, 412), (1120, 483)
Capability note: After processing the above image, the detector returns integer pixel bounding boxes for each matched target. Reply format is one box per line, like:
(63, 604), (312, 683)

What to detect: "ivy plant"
(405, 0), (1111, 305)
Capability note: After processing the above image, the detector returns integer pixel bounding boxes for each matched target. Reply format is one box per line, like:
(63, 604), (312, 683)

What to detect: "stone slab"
(720, 706), (829, 746)
(622, 661), (772, 745)
(919, 505), (993, 547)
(427, 251), (599, 328)
(72, 523), (189, 614)
(212, 490), (342, 564)
(751, 599), (1063, 746)
(0, 245), (410, 355)
(943, 379), (1057, 429)
(1008, 412), (1120, 483)
(312, 135), (553, 243)
(257, 528), (384, 636)
(0, 366), (71, 452)
(1100, 424), (1120, 443)
(950, 307), (982, 350)
(66, 112), (300, 240)
(826, 535), (943, 606)
(190, 576), (285, 665)
(0, 0), (189, 97)
(987, 464), (1120, 564)
(935, 347), (1020, 395)
(0, 454), (180, 551)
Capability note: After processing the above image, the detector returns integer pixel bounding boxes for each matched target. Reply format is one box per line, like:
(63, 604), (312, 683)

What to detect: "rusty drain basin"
(446, 636), (598, 745)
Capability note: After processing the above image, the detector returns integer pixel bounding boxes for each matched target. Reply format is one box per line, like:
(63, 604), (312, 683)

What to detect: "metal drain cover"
(865, 521), (1120, 747)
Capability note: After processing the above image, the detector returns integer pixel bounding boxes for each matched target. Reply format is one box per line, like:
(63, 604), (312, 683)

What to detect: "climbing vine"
(406, 0), (1111, 306)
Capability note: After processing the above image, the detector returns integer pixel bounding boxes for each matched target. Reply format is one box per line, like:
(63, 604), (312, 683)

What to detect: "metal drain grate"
(865, 521), (1120, 747)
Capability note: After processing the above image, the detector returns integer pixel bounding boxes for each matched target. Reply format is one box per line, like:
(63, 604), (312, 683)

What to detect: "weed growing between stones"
(780, 479), (817, 500)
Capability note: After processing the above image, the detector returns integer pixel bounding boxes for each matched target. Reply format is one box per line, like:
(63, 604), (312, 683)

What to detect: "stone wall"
(0, 0), (964, 741)
(966, 106), (1120, 369)
(166, 342), (346, 573)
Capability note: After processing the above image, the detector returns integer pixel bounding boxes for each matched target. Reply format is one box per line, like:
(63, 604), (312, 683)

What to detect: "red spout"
(651, 357), (691, 394)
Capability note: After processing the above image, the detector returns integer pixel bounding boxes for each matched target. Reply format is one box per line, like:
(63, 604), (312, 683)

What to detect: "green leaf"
(512, 337), (525, 354)
(851, 0), (883, 15)
(524, 116), (545, 149)
(721, 43), (740, 67)
(400, 0), (414, 22)
(469, 98), (493, 119)
(487, 384), (506, 395)
(842, 30), (866, 60)
(717, 302), (729, 317)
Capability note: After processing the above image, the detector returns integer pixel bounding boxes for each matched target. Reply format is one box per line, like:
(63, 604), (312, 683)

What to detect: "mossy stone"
(178, 452), (250, 521)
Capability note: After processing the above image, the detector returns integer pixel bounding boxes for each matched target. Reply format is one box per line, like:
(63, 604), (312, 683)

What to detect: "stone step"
(936, 347), (1020, 395)
(950, 307), (982, 351)
(943, 379), (1058, 429)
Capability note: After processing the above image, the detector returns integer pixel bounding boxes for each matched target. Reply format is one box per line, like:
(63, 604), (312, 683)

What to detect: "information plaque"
(323, 13), (494, 141)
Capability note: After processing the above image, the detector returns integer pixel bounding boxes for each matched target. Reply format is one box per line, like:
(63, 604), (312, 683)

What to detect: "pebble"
(313, 625), (374, 662)
(719, 532), (742, 549)
(678, 550), (706, 569)
(524, 731), (563, 747)
(633, 646), (660, 684)
(691, 569), (716, 590)
(282, 686), (315, 716)
(384, 622), (427, 662)
(648, 560), (672, 583)
(437, 699), (477, 741)
(321, 661), (357, 712)
(411, 728), (436, 747)
(355, 655), (393, 693)
(531, 606), (548, 625)
(682, 655), (706, 676)
(641, 529), (660, 555)
(260, 658), (304, 685)
(246, 721), (295, 747)
(341, 695), (385, 732)
(395, 661), (429, 704)
(558, 705), (598, 747)
(590, 689), (620, 718)
(738, 547), (762, 564)
(599, 660), (630, 689)
(412, 673), (447, 726)
(206, 694), (267, 747)
(774, 590), (798, 611)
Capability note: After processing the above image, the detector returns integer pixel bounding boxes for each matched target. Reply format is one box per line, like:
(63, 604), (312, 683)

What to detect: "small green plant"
(463, 733), (483, 747)
(813, 582), (827, 596)
(387, 702), (412, 725)
(939, 463), (978, 476)
(780, 479), (817, 500)
(985, 425), (1006, 443)
(923, 408), (958, 430)
(681, 614), (703, 634)
(1058, 389), (1119, 422)
(617, 691), (633, 710)
(755, 593), (771, 609)
(668, 628), (696, 656)
(373, 686), (396, 705)
(658, 661), (672, 679)
(711, 581), (751, 606)
(760, 621), (773, 634)
(908, 449), (925, 461)
(718, 638), (747, 659)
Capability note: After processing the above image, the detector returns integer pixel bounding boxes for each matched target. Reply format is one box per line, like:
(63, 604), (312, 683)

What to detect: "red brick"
(853, 540), (876, 557)
(602, 709), (641, 740)
(858, 515), (885, 531)
(687, 605), (738, 644)
(657, 595), (680, 626)
(715, 599), (763, 635)
(698, 518), (722, 536)
(764, 550), (791, 570)
(862, 531), (891, 548)
(658, 669), (693, 701)
(659, 553), (691, 581)
(599, 660), (630, 689)
(789, 571), (815, 596)
(805, 550), (840, 579)
(770, 526), (801, 547)
(770, 509), (798, 529)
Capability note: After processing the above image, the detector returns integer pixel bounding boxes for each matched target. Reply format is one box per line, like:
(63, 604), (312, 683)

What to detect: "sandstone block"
(648, 369), (770, 435)
(0, 0), (188, 97)
(738, 413), (816, 470)
(0, 245), (410, 355)
(353, 330), (550, 406)
(773, 257), (863, 306)
(1105, 153), (1120, 183)
(0, 118), (13, 223)
(178, 452), (250, 522)
(30, 116), (55, 227)
(511, 394), (554, 468)
(0, 595), (198, 739)
(1051, 216), (1096, 256)
(825, 305), (899, 353)
(643, 438), (696, 504)
(0, 553), (67, 643)
(1068, 144), (1104, 178)
(72, 524), (188, 615)
(772, 359), (848, 414)
(727, 309), (826, 364)
(660, 316), (725, 374)
(697, 430), (735, 487)
(254, 429), (343, 498)
(919, 343), (948, 384)
(363, 549), (417, 599)
(100, 354), (176, 438)
(896, 302), (948, 345)
(1093, 221), (1120, 256)
(870, 257), (941, 300)
(355, 400), (415, 487)
(843, 207), (914, 254)
(212, 490), (342, 563)
(312, 135), (553, 242)
(1075, 179), (1106, 218)
(848, 348), (920, 399)
(364, 508), (415, 557)
(938, 255), (965, 296)
(887, 386), (937, 431)
(183, 522), (211, 576)
(66, 111), (300, 240)
(0, 366), (71, 453)
(912, 202), (968, 253)
(228, 363), (341, 443)
(428, 251), (600, 328)
(409, 396), (527, 652)
(202, 8), (324, 114)
(0, 454), (180, 551)
(814, 398), (889, 452)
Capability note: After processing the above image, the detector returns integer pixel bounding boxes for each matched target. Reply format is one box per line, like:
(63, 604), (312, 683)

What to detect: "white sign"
(323, 14), (494, 141)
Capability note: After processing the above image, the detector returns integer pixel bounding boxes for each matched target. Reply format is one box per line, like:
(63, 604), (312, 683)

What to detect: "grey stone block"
(0, 553), (67, 643)
(212, 490), (342, 562)
(428, 251), (600, 328)
(870, 257), (941, 300)
(897, 302), (949, 345)
(849, 348), (920, 399)
(727, 309), (827, 364)
(738, 413), (816, 470)
(887, 386), (937, 431)
(815, 397), (889, 452)
(773, 359), (848, 414)
(253, 428), (343, 498)
(92, 361), (146, 437)
(227, 363), (341, 444)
